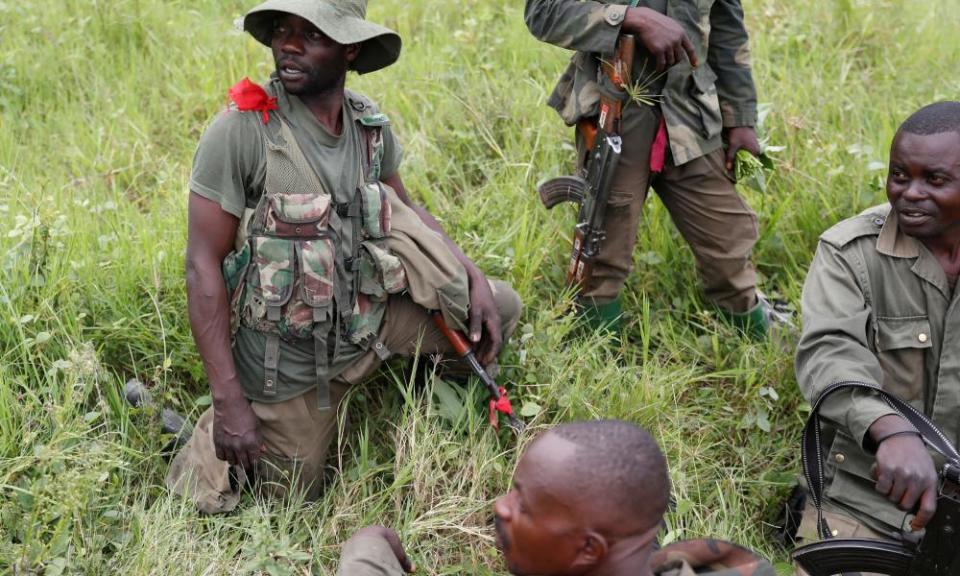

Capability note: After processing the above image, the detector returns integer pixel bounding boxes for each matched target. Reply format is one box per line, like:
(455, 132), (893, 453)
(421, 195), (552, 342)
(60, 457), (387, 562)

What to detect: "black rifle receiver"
(792, 382), (960, 576)
(793, 464), (960, 576)
(536, 35), (635, 291)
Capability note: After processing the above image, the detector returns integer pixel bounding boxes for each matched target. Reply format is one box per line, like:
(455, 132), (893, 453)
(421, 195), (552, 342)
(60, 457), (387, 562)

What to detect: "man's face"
(493, 434), (590, 576)
(270, 14), (357, 96)
(886, 130), (960, 240)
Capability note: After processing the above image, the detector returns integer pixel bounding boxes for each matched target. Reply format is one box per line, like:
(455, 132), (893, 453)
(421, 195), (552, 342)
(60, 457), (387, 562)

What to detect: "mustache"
(895, 201), (935, 215)
(276, 57), (309, 72)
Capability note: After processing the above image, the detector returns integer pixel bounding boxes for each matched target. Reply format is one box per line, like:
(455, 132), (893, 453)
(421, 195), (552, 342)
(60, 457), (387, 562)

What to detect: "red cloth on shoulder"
(228, 77), (278, 124)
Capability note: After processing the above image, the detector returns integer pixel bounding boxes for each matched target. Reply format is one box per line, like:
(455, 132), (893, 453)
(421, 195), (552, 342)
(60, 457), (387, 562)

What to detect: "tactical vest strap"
(335, 200), (361, 218)
(313, 326), (331, 410)
(263, 333), (280, 397)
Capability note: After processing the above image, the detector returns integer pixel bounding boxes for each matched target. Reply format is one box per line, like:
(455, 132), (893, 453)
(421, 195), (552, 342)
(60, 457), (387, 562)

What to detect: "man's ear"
(345, 43), (361, 63)
(570, 531), (608, 569)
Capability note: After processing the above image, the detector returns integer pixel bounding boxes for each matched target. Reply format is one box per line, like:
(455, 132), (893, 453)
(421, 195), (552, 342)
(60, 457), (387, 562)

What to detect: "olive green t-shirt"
(189, 77), (402, 402)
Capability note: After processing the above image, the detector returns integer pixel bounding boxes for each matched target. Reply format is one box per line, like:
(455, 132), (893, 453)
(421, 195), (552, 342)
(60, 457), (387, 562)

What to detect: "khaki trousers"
(335, 533), (405, 576)
(793, 499), (895, 576)
(580, 104), (759, 313)
(166, 280), (521, 514)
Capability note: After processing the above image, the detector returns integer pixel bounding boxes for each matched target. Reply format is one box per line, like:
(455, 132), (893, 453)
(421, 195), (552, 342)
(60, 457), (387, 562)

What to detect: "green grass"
(1, 0), (958, 573)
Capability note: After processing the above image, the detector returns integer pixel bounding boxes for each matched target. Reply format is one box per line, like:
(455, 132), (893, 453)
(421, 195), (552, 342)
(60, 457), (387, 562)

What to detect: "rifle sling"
(803, 381), (960, 540)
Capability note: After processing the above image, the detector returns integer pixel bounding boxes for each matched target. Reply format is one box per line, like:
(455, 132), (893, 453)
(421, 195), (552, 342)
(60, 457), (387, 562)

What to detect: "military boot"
(124, 378), (193, 453)
(721, 294), (794, 341)
(578, 298), (624, 337)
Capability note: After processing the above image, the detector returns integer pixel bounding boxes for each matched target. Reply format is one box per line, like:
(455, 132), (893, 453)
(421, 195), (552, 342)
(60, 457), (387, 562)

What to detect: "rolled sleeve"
(795, 242), (897, 447)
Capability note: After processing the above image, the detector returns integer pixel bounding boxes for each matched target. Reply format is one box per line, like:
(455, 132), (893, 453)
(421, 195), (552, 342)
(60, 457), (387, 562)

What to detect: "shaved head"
(549, 420), (671, 532)
(494, 420), (670, 575)
(898, 101), (960, 138)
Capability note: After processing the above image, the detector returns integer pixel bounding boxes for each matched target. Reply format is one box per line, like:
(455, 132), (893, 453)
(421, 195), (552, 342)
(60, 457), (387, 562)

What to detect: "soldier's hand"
(349, 526), (416, 573)
(467, 270), (502, 366)
(871, 427), (938, 530)
(724, 126), (762, 171)
(212, 392), (265, 472)
(623, 8), (698, 72)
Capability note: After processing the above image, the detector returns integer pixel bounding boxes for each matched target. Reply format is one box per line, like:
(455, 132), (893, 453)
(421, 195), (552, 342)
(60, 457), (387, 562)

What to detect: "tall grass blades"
(1, 0), (958, 573)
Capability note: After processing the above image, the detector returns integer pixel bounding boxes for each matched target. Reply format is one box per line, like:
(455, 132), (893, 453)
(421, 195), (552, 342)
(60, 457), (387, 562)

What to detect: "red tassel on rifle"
(228, 77), (278, 124)
(488, 387), (514, 431)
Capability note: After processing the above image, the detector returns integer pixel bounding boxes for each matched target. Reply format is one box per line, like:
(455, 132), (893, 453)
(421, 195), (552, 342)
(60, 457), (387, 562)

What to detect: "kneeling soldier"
(167, 0), (522, 513)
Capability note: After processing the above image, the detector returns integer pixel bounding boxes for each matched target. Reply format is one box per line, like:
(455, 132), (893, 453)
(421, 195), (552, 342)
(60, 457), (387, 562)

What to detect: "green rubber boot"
(579, 298), (623, 335)
(722, 299), (769, 340)
(720, 295), (794, 341)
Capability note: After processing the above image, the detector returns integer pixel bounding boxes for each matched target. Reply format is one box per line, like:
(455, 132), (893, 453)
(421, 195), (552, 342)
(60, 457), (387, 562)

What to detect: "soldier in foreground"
(167, 0), (521, 513)
(524, 0), (784, 338)
(793, 102), (960, 557)
(335, 420), (774, 576)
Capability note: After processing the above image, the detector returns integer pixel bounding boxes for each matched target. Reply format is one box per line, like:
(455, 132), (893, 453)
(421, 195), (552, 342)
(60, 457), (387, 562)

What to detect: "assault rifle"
(538, 35), (636, 290)
(792, 381), (960, 576)
(430, 311), (525, 435)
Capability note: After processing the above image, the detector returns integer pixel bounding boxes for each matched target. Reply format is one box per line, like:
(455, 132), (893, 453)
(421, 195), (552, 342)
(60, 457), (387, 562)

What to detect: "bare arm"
(381, 173), (502, 365)
(186, 192), (263, 470)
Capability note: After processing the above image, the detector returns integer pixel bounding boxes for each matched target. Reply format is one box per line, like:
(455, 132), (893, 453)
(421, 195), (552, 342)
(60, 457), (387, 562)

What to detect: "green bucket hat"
(243, 0), (401, 74)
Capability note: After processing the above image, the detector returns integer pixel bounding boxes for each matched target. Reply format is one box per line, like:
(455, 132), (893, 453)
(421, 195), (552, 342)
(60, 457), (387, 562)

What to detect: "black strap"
(803, 381), (960, 539)
(263, 333), (280, 398)
(312, 327), (331, 411)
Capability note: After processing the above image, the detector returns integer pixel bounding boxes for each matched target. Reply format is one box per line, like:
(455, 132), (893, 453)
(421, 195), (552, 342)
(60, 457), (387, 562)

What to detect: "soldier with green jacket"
(793, 102), (960, 557)
(525, 0), (783, 336)
(167, 0), (522, 513)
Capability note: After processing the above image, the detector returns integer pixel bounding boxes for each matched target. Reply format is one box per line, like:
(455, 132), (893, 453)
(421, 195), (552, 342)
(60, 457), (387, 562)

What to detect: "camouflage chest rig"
(222, 90), (408, 409)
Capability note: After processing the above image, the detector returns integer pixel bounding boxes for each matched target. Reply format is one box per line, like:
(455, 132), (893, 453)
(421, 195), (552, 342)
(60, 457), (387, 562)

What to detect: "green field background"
(1, 0), (959, 573)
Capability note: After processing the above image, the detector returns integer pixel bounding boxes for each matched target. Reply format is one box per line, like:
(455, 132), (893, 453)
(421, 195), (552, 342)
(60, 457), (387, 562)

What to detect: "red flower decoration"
(228, 77), (278, 124)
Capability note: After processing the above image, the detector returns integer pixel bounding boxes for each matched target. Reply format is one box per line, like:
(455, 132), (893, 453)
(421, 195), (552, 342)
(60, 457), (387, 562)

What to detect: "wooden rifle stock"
(565, 34), (635, 292)
(429, 312), (525, 434)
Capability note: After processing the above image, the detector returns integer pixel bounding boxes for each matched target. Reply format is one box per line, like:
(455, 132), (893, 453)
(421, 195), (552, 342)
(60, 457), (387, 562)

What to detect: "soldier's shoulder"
(344, 89), (390, 127)
(819, 204), (890, 249)
(197, 105), (264, 152)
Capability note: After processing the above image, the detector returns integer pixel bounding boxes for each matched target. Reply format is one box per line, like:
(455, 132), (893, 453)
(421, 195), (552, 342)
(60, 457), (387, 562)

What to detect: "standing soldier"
(525, 0), (783, 337)
(167, 0), (522, 513)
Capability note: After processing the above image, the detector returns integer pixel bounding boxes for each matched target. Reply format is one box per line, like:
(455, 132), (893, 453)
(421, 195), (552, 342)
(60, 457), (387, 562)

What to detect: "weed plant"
(1, 0), (959, 573)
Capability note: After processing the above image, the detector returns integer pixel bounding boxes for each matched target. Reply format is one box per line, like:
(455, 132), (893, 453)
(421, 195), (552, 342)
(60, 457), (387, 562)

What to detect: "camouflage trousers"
(166, 279), (521, 514)
(579, 104), (759, 313)
(793, 499), (893, 576)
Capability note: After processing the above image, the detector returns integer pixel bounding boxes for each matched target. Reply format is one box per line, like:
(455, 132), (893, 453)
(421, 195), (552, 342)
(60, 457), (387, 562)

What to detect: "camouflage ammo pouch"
(220, 99), (407, 408)
(651, 539), (775, 576)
